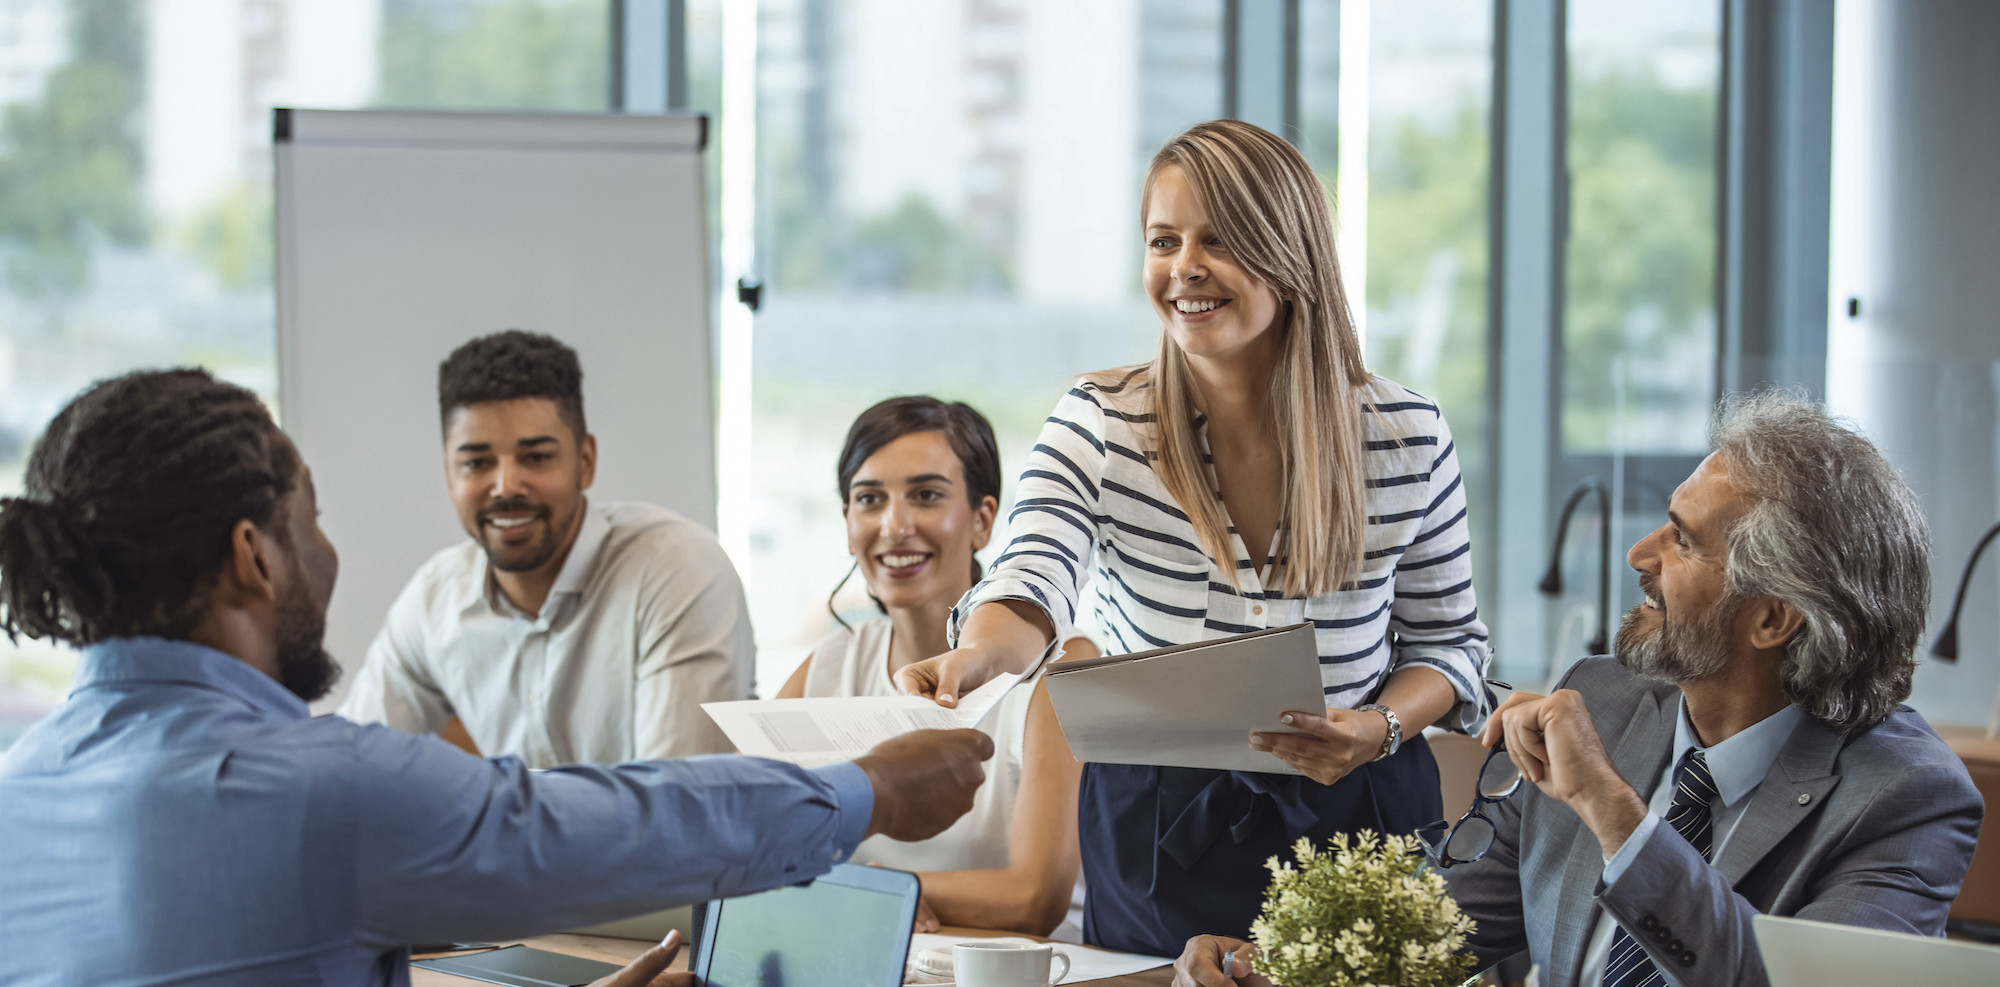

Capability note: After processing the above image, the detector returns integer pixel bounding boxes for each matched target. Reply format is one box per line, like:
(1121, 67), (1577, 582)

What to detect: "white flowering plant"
(1247, 831), (1479, 987)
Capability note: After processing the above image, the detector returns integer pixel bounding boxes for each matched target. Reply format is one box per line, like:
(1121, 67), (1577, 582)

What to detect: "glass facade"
(1298, 0), (1496, 629)
(0, 0), (611, 748)
(1545, 0), (1722, 680)
(0, 0), (1751, 745)
(737, 0), (1224, 694)
(1563, 0), (1720, 456)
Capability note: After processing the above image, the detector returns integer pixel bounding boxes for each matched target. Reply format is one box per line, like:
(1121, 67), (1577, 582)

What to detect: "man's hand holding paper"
(854, 729), (996, 842)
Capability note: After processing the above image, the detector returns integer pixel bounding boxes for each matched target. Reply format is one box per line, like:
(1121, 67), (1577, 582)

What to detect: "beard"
(476, 495), (574, 574)
(274, 573), (341, 703)
(1613, 591), (1739, 684)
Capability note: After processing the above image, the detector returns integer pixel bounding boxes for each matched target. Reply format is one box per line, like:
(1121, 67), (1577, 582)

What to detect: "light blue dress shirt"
(0, 638), (874, 987)
(1577, 696), (1805, 985)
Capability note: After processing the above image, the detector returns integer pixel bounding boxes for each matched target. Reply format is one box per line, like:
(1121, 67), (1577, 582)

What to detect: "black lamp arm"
(1539, 478), (1614, 656)
(1931, 519), (2000, 663)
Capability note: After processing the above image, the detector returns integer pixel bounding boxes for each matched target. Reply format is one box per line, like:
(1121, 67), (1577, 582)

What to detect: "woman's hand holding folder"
(1249, 665), (1460, 786)
(1249, 707), (1393, 785)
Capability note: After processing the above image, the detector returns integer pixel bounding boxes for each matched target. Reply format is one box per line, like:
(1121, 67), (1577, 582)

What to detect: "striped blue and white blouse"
(952, 371), (1493, 731)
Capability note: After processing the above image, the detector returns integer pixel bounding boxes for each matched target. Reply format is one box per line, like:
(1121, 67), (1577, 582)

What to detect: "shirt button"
(1252, 605), (1264, 615)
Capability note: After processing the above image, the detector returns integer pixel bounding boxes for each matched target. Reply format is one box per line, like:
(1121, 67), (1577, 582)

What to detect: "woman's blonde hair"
(1119, 119), (1371, 598)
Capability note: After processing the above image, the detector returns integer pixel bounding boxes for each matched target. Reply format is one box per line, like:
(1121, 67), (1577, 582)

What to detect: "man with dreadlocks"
(0, 369), (993, 986)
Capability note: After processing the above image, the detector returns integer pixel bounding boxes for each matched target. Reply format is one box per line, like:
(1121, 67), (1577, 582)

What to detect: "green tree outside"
(1356, 101), (1492, 476)
(1562, 68), (1718, 452)
(0, 0), (145, 300)
(376, 0), (611, 112)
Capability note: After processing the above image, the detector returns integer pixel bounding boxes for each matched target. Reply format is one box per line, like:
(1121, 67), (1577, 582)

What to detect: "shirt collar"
(548, 501), (610, 599)
(1670, 694), (1804, 807)
(477, 500), (610, 618)
(70, 637), (309, 722)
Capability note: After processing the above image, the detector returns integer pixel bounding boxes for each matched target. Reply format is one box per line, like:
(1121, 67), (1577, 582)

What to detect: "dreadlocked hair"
(0, 369), (300, 645)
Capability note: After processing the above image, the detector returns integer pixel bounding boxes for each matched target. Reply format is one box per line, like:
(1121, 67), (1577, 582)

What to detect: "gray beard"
(1613, 594), (1739, 684)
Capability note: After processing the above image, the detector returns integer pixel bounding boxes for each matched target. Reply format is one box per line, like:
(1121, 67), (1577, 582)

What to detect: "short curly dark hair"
(438, 330), (587, 440)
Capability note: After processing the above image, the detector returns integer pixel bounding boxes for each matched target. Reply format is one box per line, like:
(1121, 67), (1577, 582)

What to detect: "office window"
(0, 0), (610, 749)
(1537, 1), (1720, 674)
(739, 0), (1224, 691)
(1298, 0), (1496, 610)
(1562, 1), (1720, 455)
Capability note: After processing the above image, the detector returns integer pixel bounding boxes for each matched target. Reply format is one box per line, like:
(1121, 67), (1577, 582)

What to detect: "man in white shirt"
(341, 330), (753, 765)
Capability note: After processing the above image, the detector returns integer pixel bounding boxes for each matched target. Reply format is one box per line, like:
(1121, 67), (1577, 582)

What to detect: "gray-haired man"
(1173, 393), (1982, 987)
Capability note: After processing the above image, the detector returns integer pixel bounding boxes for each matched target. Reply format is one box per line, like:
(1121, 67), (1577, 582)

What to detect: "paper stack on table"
(703, 667), (1027, 767)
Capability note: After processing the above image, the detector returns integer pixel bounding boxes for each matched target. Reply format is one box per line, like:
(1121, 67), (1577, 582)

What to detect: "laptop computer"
(563, 904), (693, 942)
(1753, 914), (2000, 986)
(690, 862), (921, 987)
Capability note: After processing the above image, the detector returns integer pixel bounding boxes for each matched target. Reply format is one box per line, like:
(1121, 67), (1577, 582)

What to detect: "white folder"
(1044, 623), (1327, 775)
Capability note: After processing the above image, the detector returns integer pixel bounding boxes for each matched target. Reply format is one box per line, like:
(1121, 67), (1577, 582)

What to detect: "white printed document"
(704, 669), (1026, 767)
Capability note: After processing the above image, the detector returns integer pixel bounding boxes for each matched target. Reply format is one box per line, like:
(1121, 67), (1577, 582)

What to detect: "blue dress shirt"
(0, 638), (874, 987)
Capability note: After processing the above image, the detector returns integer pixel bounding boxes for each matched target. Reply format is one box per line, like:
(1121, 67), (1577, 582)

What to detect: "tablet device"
(691, 862), (920, 987)
(411, 945), (622, 987)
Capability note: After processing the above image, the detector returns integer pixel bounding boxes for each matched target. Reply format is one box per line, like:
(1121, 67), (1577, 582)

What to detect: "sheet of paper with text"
(703, 670), (1024, 766)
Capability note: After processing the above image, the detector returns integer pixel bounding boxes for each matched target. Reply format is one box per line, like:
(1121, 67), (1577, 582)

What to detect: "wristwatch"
(1357, 703), (1402, 761)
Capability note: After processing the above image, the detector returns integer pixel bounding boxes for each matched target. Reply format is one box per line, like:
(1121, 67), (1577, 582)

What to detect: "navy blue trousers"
(1077, 735), (1442, 958)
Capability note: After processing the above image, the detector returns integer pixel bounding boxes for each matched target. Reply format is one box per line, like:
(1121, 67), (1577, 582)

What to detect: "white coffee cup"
(952, 941), (1071, 987)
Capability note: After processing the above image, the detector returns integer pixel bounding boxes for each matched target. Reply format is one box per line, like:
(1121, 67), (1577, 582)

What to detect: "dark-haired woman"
(895, 120), (1493, 957)
(775, 396), (1096, 937)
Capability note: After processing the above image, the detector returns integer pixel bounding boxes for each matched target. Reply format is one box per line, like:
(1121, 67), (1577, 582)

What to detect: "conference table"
(410, 926), (1177, 986)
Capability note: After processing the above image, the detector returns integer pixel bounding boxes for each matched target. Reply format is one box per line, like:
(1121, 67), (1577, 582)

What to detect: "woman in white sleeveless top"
(776, 396), (1096, 936)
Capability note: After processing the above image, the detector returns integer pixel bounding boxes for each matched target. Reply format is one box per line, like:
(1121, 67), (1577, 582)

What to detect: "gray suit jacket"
(1443, 657), (1982, 987)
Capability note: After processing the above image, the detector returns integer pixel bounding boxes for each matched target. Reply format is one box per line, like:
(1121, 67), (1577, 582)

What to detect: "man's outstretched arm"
(351, 723), (992, 945)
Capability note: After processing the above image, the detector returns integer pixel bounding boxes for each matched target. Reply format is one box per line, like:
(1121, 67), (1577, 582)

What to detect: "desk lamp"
(1930, 519), (2000, 738)
(1539, 478), (1612, 656)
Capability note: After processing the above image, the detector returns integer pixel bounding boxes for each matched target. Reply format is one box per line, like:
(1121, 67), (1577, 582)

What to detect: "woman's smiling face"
(1143, 164), (1286, 364)
(844, 430), (996, 613)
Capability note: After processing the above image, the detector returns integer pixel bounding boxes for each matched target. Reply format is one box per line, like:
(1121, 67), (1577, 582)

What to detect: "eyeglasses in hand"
(1415, 741), (1523, 869)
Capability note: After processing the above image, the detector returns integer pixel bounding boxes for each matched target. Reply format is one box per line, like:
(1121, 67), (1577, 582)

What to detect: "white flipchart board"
(274, 109), (714, 710)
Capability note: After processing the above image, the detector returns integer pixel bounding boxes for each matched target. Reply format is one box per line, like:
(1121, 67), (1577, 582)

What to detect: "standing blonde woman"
(895, 120), (1493, 957)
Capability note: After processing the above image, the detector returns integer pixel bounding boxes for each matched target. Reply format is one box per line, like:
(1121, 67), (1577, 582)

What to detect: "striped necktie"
(1602, 748), (1716, 987)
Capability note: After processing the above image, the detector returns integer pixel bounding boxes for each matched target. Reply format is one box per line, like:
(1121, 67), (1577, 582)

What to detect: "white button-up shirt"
(339, 501), (755, 766)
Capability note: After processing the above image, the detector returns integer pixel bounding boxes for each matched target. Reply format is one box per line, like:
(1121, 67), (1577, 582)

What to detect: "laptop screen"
(699, 872), (915, 987)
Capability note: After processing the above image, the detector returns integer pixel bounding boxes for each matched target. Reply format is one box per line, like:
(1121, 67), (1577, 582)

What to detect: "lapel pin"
(1797, 793), (1811, 805)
